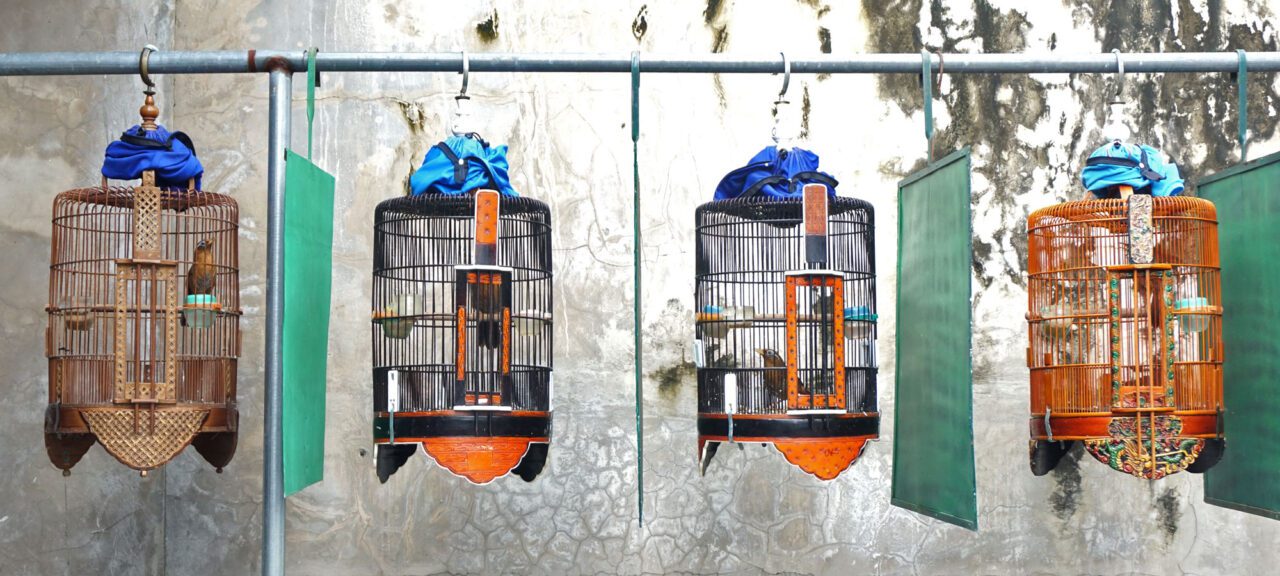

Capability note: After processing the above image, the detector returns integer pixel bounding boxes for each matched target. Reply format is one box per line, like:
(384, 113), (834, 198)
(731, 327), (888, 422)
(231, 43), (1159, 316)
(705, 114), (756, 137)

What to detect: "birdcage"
(372, 189), (553, 484)
(694, 184), (878, 480)
(45, 169), (241, 476)
(1026, 194), (1223, 479)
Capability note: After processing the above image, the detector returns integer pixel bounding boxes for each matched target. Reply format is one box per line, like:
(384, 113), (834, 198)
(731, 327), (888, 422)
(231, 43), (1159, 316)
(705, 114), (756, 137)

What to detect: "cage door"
(784, 271), (846, 411)
(113, 260), (179, 404)
(1106, 265), (1175, 412)
(453, 266), (513, 410)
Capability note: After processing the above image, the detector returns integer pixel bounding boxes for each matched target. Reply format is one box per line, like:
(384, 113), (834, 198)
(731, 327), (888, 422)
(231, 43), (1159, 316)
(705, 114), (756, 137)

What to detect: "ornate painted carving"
(1083, 415), (1203, 479)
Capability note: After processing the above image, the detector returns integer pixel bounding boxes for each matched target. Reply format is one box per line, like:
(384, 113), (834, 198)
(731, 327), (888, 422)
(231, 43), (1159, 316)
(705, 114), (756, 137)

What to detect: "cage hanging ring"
(139, 44), (158, 91)
(777, 51), (790, 100)
(459, 50), (470, 96)
(1112, 48), (1124, 99)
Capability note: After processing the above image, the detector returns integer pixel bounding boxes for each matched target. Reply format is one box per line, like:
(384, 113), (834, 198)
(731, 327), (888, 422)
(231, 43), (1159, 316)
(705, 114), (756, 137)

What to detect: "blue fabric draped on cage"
(409, 135), (519, 197)
(101, 124), (204, 188)
(1081, 141), (1184, 197)
(713, 146), (839, 200)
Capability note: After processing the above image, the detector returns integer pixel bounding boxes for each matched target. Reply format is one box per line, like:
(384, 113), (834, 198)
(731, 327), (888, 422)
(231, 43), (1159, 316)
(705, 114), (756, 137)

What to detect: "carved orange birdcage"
(45, 167), (241, 475)
(1026, 194), (1223, 479)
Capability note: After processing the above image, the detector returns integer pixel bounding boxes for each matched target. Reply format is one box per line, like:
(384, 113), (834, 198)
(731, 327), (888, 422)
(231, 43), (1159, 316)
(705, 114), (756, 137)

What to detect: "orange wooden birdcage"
(44, 94), (240, 476)
(1026, 193), (1223, 479)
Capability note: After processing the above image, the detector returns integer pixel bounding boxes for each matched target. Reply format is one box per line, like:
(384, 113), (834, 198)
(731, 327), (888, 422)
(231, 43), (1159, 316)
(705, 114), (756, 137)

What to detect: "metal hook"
(921, 50), (934, 161)
(139, 44), (158, 94)
(458, 50), (470, 97)
(777, 52), (790, 101)
(1111, 48), (1125, 103)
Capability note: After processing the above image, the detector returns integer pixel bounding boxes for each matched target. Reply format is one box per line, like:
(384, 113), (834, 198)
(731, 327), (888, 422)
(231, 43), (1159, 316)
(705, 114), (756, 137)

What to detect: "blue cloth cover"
(1081, 141), (1184, 197)
(409, 135), (518, 196)
(713, 146), (838, 200)
(102, 124), (203, 189)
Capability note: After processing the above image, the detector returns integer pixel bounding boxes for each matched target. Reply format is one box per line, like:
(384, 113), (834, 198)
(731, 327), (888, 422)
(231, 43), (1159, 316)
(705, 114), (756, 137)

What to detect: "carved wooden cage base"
(81, 408), (209, 471)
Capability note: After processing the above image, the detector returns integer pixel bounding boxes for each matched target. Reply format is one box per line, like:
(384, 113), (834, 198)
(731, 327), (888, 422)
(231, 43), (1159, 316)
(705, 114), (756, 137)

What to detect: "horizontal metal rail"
(2, 50), (1279, 76)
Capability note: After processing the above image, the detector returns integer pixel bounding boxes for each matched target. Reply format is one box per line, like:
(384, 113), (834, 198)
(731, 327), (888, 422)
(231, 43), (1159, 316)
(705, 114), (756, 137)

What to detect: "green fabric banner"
(282, 149), (335, 497)
(892, 149), (978, 530)
(1200, 151), (1280, 520)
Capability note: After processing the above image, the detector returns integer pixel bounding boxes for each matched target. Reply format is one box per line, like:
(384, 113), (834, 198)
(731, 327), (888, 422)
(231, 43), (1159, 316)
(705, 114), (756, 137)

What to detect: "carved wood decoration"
(1026, 196), (1223, 478)
(420, 436), (547, 484)
(46, 170), (241, 475)
(775, 438), (870, 481)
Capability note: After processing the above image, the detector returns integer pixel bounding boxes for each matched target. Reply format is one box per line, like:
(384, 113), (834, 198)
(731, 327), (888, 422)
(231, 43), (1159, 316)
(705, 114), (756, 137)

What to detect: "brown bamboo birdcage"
(1026, 194), (1223, 479)
(45, 103), (241, 475)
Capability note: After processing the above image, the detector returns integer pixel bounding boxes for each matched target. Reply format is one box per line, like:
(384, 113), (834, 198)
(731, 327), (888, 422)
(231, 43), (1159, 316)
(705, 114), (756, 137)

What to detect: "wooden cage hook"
(138, 45), (160, 130)
(139, 44), (158, 95)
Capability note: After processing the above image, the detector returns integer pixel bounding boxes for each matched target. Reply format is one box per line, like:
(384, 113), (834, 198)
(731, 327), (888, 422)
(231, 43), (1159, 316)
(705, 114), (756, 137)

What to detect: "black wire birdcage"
(371, 190), (553, 483)
(694, 185), (878, 480)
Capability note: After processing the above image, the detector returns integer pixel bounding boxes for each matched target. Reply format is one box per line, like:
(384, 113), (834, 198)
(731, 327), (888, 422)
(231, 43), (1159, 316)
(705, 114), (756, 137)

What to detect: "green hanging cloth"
(1200, 151), (1280, 520)
(891, 149), (978, 530)
(283, 48), (336, 497)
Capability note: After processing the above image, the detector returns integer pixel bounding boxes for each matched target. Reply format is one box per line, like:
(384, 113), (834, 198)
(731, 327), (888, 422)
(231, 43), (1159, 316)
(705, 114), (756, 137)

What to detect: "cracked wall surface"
(3, 1), (1280, 574)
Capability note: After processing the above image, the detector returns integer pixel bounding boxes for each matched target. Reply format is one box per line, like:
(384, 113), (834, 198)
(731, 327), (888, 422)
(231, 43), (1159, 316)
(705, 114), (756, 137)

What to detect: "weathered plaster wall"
(2, 1), (1280, 574)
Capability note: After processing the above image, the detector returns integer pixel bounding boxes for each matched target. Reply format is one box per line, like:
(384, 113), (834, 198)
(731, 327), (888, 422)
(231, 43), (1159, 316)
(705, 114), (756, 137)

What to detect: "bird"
(183, 238), (217, 327)
(472, 280), (504, 349)
(755, 348), (797, 410)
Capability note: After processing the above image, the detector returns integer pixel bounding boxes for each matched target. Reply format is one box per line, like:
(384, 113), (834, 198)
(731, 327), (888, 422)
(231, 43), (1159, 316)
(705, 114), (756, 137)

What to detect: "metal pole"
(263, 64), (291, 576)
(4, 51), (1280, 76)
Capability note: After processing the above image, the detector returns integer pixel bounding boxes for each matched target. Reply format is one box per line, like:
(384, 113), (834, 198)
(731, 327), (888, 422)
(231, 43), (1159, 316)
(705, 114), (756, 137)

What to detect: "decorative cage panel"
(46, 176), (241, 474)
(694, 188), (878, 480)
(784, 272), (846, 411)
(371, 191), (553, 483)
(1026, 196), (1223, 479)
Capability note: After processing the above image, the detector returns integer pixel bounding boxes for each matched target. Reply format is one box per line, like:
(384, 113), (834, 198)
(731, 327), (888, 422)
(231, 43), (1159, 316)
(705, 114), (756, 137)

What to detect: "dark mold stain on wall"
(632, 4), (649, 41)
(705, 0), (730, 52)
(397, 100), (429, 195)
(1049, 445), (1083, 522)
(652, 361), (695, 400)
(475, 10), (500, 43)
(705, 0), (731, 106)
(800, 85), (812, 139)
(816, 27), (833, 80)
(1155, 486), (1181, 541)
(866, 0), (1279, 295)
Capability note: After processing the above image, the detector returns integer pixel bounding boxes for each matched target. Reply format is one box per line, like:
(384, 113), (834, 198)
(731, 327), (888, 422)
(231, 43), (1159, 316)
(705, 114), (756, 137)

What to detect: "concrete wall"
(2, 1), (1280, 574)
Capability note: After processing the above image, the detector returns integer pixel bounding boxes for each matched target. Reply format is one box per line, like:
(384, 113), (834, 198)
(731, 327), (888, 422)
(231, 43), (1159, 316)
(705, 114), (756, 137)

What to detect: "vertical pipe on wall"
(263, 64), (292, 576)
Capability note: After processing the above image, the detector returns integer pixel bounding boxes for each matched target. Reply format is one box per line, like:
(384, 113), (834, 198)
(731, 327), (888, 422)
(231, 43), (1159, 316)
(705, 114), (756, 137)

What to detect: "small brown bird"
(183, 239), (217, 327)
(755, 348), (794, 409)
(755, 347), (817, 410)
